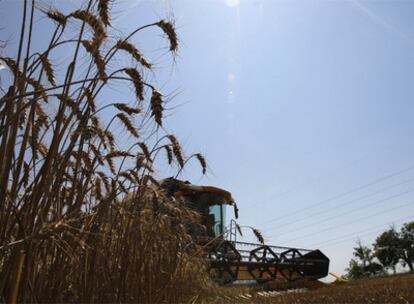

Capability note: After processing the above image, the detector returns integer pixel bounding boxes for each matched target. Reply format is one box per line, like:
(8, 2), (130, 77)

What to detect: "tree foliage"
(399, 222), (414, 271)
(373, 227), (400, 273)
(346, 241), (384, 279)
(373, 222), (414, 272)
(346, 221), (414, 279)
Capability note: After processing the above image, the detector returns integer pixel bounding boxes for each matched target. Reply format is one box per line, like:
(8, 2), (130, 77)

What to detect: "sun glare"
(225, 0), (240, 8)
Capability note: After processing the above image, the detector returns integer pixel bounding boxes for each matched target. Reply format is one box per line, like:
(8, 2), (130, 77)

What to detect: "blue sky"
(2, 0), (414, 276)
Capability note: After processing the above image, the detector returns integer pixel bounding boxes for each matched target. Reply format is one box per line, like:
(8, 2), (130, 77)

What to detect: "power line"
(272, 199), (414, 246)
(262, 163), (414, 226)
(266, 154), (371, 201)
(307, 214), (414, 248)
(263, 175), (414, 233)
(321, 229), (395, 248)
(264, 137), (411, 204)
(265, 185), (414, 237)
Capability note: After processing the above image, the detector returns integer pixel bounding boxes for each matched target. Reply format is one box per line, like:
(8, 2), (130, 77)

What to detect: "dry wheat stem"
(0, 2), (210, 302)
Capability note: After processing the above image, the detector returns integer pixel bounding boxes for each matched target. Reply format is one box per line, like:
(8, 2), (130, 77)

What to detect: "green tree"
(372, 221), (414, 272)
(400, 222), (414, 271)
(373, 227), (401, 273)
(345, 258), (365, 279)
(353, 241), (374, 269)
(345, 241), (384, 279)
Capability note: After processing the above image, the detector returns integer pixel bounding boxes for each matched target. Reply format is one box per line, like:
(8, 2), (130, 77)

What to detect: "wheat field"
(0, 1), (211, 302)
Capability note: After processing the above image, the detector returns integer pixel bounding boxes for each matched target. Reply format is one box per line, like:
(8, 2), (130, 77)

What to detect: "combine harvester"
(161, 178), (330, 285)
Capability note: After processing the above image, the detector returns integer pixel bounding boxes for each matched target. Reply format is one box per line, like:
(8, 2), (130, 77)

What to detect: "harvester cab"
(161, 178), (330, 285)
(160, 177), (237, 238)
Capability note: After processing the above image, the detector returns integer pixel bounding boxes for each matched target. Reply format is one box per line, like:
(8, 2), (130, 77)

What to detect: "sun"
(225, 0), (240, 8)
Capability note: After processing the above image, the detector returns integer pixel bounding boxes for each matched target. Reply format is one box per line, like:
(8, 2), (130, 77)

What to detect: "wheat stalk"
(81, 40), (106, 79)
(235, 223), (243, 237)
(0, 2), (211, 303)
(195, 153), (206, 175)
(114, 103), (141, 115)
(45, 9), (67, 26)
(105, 151), (134, 159)
(97, 0), (111, 26)
(157, 20), (178, 52)
(84, 88), (96, 112)
(39, 55), (56, 86)
(26, 78), (48, 103)
(167, 134), (184, 168)
(116, 113), (139, 138)
(252, 228), (264, 244)
(150, 89), (163, 126)
(123, 68), (144, 101)
(104, 129), (115, 150)
(70, 10), (106, 42)
(163, 145), (173, 164)
(116, 40), (152, 69)
(138, 142), (152, 162)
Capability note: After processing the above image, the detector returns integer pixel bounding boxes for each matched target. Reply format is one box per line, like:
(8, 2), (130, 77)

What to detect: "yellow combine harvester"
(161, 178), (330, 285)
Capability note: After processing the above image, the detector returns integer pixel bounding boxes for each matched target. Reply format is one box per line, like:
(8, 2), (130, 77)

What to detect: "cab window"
(208, 204), (225, 237)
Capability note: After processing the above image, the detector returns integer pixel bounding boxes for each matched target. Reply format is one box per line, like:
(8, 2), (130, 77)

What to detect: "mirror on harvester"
(234, 204), (239, 219)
